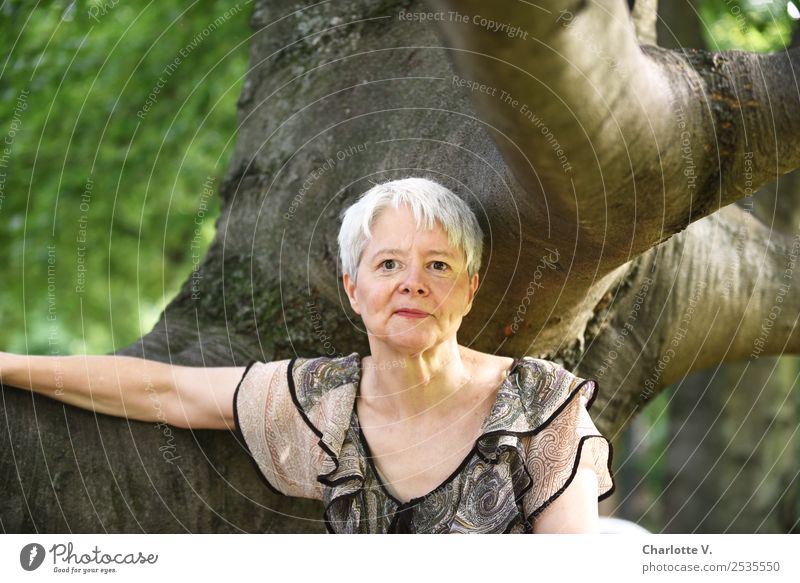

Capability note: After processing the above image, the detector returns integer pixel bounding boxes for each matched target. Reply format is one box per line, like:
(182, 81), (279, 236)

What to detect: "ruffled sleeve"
(519, 365), (615, 524)
(232, 359), (326, 500)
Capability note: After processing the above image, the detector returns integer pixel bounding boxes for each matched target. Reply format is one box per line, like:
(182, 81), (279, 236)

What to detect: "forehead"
(367, 204), (453, 251)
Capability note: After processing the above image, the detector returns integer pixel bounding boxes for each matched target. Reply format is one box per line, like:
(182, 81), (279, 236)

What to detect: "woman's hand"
(0, 351), (246, 431)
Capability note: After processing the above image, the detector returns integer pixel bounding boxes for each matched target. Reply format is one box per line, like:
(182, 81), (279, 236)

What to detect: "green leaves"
(698, 0), (798, 51)
(0, 1), (249, 354)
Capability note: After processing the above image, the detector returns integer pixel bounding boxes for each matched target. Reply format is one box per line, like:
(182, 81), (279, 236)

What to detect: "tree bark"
(2, 0), (799, 533)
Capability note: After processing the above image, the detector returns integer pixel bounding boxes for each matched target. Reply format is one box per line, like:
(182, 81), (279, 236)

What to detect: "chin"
(380, 329), (438, 353)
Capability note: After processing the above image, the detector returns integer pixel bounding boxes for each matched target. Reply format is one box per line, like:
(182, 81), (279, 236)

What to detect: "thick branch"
(580, 204), (800, 435)
(425, 0), (679, 262)
(425, 0), (800, 268)
(674, 47), (800, 201)
(651, 205), (800, 372)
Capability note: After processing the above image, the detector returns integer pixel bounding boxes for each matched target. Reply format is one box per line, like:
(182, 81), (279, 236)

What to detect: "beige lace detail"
(235, 359), (325, 499)
(522, 378), (613, 522)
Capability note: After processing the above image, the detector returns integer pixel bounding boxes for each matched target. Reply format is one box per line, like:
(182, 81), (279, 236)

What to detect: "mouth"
(394, 309), (430, 319)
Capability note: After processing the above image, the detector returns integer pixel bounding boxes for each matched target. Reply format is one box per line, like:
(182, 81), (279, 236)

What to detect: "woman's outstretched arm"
(0, 352), (246, 431)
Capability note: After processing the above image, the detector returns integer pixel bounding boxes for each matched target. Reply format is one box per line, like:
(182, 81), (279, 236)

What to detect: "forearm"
(0, 352), (174, 423)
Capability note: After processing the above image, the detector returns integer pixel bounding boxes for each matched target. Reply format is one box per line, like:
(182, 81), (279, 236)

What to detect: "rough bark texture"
(2, 0), (799, 533)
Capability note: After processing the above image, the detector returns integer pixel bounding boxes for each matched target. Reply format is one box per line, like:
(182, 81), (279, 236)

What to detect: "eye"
(431, 261), (449, 271)
(380, 259), (397, 270)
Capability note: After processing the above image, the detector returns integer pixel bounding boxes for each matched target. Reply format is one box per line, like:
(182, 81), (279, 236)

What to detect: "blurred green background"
(0, 0), (251, 355)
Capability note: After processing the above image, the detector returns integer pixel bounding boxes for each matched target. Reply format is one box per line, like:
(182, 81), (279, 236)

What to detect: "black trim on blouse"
(235, 353), (616, 533)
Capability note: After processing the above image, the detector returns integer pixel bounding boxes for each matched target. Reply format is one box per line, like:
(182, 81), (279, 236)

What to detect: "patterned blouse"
(233, 351), (615, 533)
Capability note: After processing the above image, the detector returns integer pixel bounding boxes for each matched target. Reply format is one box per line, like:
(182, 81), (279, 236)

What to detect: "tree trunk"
(2, 0), (799, 533)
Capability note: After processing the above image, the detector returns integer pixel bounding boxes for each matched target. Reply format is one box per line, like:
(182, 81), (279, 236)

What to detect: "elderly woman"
(1, 177), (614, 534)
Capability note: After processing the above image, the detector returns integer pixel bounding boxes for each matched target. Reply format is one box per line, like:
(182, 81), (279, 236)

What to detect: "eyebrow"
(371, 248), (457, 260)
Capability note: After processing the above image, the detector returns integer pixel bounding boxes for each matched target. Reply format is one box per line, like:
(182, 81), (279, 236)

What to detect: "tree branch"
(425, 0), (679, 263)
(580, 204), (800, 435)
(631, 0), (657, 45)
(675, 46), (800, 202)
(425, 0), (800, 270)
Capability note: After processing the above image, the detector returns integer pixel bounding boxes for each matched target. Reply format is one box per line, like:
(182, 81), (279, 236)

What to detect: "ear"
(342, 272), (361, 315)
(463, 272), (479, 317)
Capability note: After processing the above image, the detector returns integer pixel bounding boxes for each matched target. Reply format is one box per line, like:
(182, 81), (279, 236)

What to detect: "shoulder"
(514, 357), (598, 410)
(480, 356), (599, 437)
(459, 346), (516, 385)
(290, 352), (362, 412)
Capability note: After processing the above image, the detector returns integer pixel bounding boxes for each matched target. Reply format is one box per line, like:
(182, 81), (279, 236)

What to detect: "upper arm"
(165, 364), (248, 430)
(532, 459), (600, 534)
(520, 368), (614, 533)
(230, 358), (325, 499)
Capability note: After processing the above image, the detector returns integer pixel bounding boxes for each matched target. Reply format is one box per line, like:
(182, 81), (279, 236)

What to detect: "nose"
(400, 262), (429, 296)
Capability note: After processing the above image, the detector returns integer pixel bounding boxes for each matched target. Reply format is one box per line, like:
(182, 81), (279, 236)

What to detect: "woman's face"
(342, 203), (479, 354)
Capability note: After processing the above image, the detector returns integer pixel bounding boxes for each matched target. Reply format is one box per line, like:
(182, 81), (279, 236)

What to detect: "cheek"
(442, 282), (469, 303)
(360, 288), (390, 315)
(370, 283), (394, 301)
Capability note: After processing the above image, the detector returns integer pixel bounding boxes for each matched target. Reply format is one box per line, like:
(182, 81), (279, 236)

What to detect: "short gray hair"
(337, 177), (484, 282)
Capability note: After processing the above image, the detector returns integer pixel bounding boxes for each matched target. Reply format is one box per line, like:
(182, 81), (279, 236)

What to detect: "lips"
(394, 308), (430, 318)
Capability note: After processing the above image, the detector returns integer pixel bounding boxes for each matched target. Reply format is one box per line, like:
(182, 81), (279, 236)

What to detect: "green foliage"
(632, 387), (671, 532)
(698, 0), (799, 51)
(0, 0), (251, 354)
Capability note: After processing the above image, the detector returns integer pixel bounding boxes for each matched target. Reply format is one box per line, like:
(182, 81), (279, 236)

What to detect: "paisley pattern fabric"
(233, 351), (615, 533)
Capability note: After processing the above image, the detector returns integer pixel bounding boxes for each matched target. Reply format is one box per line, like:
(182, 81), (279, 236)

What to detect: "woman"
(0, 177), (614, 533)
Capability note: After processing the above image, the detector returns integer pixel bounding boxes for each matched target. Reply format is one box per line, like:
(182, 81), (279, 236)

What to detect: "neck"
(361, 340), (473, 418)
